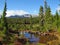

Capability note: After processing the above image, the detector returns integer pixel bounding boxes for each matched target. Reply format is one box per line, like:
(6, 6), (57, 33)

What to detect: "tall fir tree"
(44, 0), (48, 15)
(30, 15), (33, 30)
(1, 0), (8, 30)
(39, 6), (45, 31)
(45, 6), (52, 30)
(1, 0), (9, 43)
(55, 11), (59, 29)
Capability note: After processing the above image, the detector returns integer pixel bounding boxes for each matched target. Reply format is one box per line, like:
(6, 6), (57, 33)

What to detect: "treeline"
(0, 2), (60, 32)
(39, 0), (60, 32)
(5, 10), (60, 32)
(39, 6), (60, 32)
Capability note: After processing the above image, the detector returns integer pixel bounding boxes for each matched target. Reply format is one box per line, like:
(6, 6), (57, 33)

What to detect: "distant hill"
(7, 14), (38, 18)
(8, 14), (31, 18)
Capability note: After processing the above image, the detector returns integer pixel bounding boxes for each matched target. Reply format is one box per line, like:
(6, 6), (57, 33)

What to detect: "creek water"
(24, 32), (39, 44)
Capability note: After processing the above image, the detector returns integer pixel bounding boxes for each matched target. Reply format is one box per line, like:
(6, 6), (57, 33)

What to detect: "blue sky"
(0, 0), (60, 16)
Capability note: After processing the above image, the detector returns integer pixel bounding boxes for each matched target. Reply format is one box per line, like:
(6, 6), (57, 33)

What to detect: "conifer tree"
(1, 0), (9, 43)
(1, 0), (8, 31)
(44, 0), (48, 15)
(39, 6), (45, 31)
(55, 11), (59, 29)
(45, 6), (52, 30)
(30, 15), (33, 30)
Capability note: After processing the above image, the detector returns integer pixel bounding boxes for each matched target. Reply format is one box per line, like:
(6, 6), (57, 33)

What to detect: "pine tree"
(39, 6), (45, 31)
(30, 15), (33, 30)
(44, 0), (48, 15)
(55, 11), (59, 29)
(45, 6), (53, 30)
(1, 0), (9, 43)
(1, 0), (8, 31)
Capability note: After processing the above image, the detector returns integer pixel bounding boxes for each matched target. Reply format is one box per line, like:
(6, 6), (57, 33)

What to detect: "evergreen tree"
(55, 11), (59, 29)
(23, 18), (26, 30)
(39, 6), (45, 31)
(1, 0), (8, 30)
(45, 6), (52, 30)
(30, 15), (33, 30)
(1, 0), (9, 43)
(44, 0), (48, 15)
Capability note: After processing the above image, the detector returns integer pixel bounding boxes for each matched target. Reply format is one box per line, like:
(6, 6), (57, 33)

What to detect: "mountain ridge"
(7, 14), (38, 18)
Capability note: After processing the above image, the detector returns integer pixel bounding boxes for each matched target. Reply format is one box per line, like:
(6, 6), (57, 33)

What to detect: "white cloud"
(57, 6), (60, 12)
(0, 10), (38, 17)
(6, 10), (29, 17)
(57, 7), (60, 14)
(57, 8), (60, 11)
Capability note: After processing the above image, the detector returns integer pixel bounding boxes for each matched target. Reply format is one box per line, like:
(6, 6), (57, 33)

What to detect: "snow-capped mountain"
(8, 14), (38, 18)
